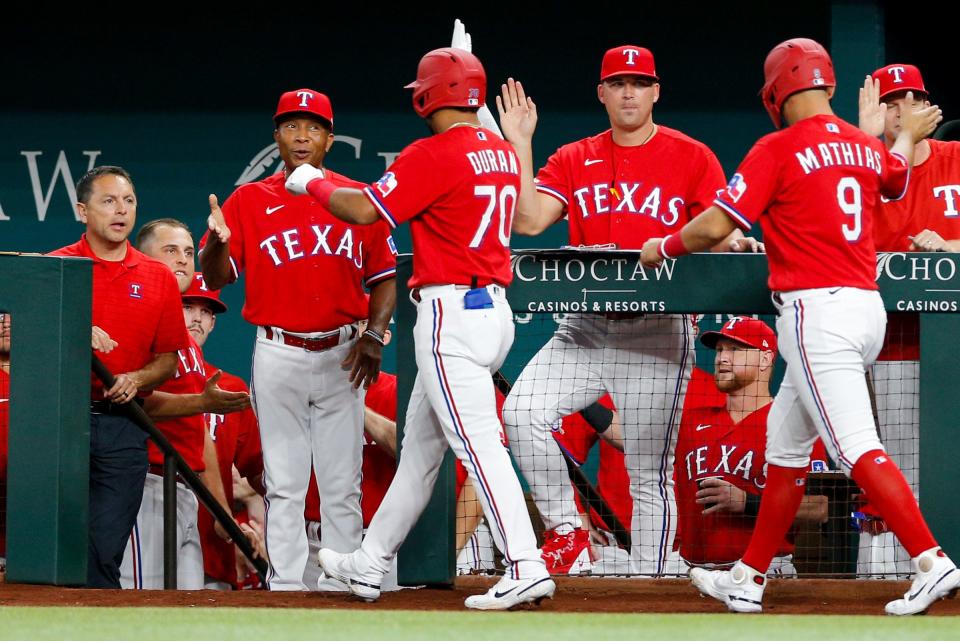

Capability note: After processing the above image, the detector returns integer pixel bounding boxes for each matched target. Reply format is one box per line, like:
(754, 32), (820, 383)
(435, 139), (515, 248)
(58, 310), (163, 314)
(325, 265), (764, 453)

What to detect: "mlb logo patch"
(826, 122), (840, 134)
(375, 171), (398, 198)
(875, 455), (888, 464)
(726, 173), (748, 203)
(129, 283), (144, 299)
(387, 236), (398, 256)
(468, 88), (480, 106)
(812, 68), (825, 86)
(477, 131), (487, 141)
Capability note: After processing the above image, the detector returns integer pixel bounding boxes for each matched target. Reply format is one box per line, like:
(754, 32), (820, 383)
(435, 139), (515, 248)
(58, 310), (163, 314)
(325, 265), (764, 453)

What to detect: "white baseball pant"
(502, 313), (694, 575)
(359, 285), (547, 581)
(252, 324), (364, 591)
(766, 288), (887, 470)
(119, 473), (204, 589)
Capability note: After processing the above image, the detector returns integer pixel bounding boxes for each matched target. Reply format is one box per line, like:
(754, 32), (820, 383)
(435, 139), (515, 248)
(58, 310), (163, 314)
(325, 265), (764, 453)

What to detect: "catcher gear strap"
(761, 38), (835, 129)
(405, 47), (487, 118)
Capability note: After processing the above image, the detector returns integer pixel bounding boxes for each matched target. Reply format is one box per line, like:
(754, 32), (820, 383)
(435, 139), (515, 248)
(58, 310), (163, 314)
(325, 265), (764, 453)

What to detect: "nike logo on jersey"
(584, 159), (604, 166)
(265, 205), (285, 215)
(695, 424), (712, 431)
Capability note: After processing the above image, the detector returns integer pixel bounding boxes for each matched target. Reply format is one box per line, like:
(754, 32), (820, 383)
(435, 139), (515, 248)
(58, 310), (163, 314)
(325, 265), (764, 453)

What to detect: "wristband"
(306, 178), (337, 209)
(743, 492), (761, 517)
(659, 233), (690, 259)
(362, 328), (385, 346)
(580, 402), (614, 434)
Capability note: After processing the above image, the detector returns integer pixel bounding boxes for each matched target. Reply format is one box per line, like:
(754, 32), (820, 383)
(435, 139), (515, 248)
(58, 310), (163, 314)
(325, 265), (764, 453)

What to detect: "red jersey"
(305, 372), (398, 527)
(148, 336), (207, 471)
(202, 171), (396, 333)
(674, 402), (829, 565)
(364, 126), (517, 288)
(874, 140), (960, 251)
(198, 364), (262, 586)
(875, 140), (960, 361)
(551, 395), (632, 532)
(535, 127), (726, 248)
(716, 114), (909, 292)
(48, 236), (189, 397)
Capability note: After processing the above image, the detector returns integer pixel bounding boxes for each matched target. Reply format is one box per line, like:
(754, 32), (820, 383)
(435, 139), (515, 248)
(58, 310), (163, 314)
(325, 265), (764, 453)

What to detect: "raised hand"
(900, 92), (943, 143)
(496, 78), (538, 145)
(207, 194), (231, 244)
(858, 75), (886, 138)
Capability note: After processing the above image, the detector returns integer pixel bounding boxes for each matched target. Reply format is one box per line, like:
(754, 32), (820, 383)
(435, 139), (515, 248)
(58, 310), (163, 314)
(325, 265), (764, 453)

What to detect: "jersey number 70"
(469, 185), (517, 248)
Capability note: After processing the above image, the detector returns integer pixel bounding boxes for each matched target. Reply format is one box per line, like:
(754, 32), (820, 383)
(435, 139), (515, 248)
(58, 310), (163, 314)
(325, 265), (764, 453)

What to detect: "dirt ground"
(1, 575), (958, 616)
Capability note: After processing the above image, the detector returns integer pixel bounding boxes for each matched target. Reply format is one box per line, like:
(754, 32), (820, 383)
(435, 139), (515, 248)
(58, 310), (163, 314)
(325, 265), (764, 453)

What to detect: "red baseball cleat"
(540, 528), (595, 575)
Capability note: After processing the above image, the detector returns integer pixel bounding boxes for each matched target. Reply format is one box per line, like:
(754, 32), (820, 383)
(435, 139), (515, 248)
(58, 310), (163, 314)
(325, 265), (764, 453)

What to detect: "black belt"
(90, 397), (143, 415)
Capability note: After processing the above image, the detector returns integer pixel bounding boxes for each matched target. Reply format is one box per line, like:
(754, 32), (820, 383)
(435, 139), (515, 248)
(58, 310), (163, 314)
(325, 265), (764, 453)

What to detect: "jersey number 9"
(837, 177), (862, 242)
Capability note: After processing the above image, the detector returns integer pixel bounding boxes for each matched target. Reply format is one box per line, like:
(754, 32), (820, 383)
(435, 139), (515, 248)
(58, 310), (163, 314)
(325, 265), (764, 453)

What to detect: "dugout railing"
(394, 250), (960, 586)
(0, 254), (266, 586)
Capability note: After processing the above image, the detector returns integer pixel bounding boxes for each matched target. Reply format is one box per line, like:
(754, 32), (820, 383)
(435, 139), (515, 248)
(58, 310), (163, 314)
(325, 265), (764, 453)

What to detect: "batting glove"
(285, 164), (326, 196)
(450, 18), (472, 52)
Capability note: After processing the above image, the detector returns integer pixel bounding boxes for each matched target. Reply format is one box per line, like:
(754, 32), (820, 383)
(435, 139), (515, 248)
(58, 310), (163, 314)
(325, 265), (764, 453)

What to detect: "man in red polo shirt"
(49, 166), (189, 588)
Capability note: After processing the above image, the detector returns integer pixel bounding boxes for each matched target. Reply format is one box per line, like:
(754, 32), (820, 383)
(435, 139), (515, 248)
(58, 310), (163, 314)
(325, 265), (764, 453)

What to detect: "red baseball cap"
(182, 273), (227, 314)
(273, 88), (334, 129)
(700, 316), (776, 354)
(872, 64), (927, 102)
(600, 45), (658, 82)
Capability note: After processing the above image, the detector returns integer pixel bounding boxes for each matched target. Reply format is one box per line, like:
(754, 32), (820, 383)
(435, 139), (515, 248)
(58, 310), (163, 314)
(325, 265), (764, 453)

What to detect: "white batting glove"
(450, 19), (502, 139)
(451, 18), (472, 52)
(285, 164), (325, 196)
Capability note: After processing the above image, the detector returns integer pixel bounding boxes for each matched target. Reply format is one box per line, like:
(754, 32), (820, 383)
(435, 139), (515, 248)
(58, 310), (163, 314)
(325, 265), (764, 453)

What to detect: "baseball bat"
(492, 370), (632, 552)
(92, 355), (269, 585)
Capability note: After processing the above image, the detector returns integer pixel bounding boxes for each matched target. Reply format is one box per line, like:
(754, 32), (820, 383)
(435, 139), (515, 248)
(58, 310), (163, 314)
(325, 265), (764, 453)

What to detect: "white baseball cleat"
(463, 575), (556, 610)
(690, 561), (765, 613)
(885, 548), (960, 615)
(317, 548), (383, 602)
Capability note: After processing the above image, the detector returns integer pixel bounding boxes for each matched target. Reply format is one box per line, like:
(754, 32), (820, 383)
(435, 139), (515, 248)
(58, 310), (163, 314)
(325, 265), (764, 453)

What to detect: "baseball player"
(49, 166), (190, 587)
(496, 46), (758, 576)
(121, 219), (234, 590)
(0, 312), (9, 567)
(286, 47), (554, 610)
(200, 89), (397, 591)
(640, 38), (956, 615)
(176, 273), (265, 590)
(856, 64), (960, 577)
(674, 317), (828, 574)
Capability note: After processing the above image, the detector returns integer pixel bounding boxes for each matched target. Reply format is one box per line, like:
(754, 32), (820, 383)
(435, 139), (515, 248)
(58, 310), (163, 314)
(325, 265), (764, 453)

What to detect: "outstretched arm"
(497, 78), (564, 235)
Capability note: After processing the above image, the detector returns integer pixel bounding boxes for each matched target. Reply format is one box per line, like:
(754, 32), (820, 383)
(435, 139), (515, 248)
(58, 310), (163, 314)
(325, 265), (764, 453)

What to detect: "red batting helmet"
(760, 38), (835, 129)
(405, 47), (486, 118)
